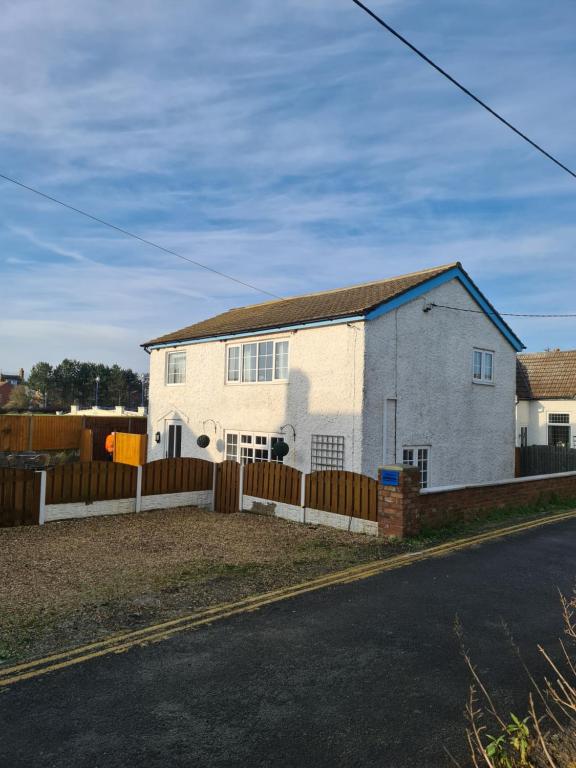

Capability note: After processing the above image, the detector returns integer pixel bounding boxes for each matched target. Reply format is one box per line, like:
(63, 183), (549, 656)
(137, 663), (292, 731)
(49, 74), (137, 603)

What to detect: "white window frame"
(547, 413), (571, 447)
(224, 430), (286, 464)
(402, 446), (430, 489)
(226, 339), (289, 384)
(472, 348), (494, 385)
(166, 350), (186, 385)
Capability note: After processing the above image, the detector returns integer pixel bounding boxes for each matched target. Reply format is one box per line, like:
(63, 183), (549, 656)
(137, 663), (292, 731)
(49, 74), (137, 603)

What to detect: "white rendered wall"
(362, 279), (518, 486)
(147, 322), (366, 474)
(517, 399), (576, 447)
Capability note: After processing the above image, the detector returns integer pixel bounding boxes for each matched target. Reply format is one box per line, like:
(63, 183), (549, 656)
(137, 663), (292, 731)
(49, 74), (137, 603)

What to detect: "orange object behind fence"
(113, 432), (148, 467)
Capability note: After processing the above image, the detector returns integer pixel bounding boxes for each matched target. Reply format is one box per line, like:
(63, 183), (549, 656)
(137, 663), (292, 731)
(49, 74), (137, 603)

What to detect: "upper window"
(166, 351), (186, 385)
(227, 340), (289, 383)
(472, 349), (494, 384)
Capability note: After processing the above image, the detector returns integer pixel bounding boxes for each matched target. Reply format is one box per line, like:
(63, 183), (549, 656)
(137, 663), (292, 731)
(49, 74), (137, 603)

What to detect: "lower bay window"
(225, 431), (286, 464)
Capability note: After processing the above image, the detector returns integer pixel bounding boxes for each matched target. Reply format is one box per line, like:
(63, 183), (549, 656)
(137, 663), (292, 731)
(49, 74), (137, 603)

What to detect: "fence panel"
(0, 416), (30, 451)
(45, 461), (138, 504)
(142, 457), (213, 496)
(519, 445), (576, 477)
(243, 462), (301, 505)
(114, 433), (148, 467)
(215, 461), (240, 514)
(0, 469), (40, 526)
(30, 415), (83, 451)
(305, 470), (378, 521)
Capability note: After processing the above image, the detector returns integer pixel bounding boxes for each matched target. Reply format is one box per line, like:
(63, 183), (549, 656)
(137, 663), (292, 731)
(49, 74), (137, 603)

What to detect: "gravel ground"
(0, 507), (407, 662)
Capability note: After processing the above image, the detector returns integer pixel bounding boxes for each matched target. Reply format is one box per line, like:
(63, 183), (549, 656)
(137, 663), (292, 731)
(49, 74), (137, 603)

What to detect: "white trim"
(135, 465), (143, 513)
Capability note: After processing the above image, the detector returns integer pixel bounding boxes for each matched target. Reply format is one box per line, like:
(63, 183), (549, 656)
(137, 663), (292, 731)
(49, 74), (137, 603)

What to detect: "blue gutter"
(145, 266), (525, 352)
(365, 266), (525, 351)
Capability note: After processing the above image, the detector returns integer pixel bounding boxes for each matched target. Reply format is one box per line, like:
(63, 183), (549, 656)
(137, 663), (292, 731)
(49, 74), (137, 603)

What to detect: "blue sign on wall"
(379, 469), (400, 486)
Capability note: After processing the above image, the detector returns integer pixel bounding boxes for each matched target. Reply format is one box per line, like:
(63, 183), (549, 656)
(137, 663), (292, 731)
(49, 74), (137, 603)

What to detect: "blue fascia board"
(365, 267), (525, 351)
(145, 314), (366, 350)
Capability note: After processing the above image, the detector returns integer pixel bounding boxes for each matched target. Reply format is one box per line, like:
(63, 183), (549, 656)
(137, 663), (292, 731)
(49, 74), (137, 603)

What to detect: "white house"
(516, 350), (576, 448)
(143, 262), (524, 488)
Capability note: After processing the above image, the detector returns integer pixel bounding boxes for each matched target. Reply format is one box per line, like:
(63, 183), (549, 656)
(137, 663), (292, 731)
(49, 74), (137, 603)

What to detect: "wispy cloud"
(1, 0), (576, 371)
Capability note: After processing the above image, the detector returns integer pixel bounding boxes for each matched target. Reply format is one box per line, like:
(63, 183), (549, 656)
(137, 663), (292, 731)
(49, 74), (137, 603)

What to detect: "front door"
(166, 421), (182, 458)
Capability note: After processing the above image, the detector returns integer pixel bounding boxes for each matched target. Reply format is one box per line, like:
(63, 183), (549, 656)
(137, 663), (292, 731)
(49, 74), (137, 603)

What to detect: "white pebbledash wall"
(147, 320), (366, 473)
(516, 399), (576, 447)
(362, 279), (517, 486)
(147, 278), (518, 487)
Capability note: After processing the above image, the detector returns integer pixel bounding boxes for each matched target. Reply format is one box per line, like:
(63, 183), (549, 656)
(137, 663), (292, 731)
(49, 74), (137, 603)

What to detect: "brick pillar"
(377, 465), (421, 538)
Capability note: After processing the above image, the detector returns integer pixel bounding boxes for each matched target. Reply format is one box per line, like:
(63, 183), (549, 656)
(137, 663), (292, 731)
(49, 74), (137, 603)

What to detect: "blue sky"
(1, 0), (575, 374)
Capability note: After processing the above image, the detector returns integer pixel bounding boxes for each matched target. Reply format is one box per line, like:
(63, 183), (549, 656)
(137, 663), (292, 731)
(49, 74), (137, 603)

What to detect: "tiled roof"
(143, 263), (462, 347)
(517, 350), (576, 400)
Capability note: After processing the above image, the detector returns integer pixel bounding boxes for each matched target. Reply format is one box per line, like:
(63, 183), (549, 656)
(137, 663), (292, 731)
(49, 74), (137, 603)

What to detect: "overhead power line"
(431, 303), (576, 318)
(0, 171), (281, 299)
(351, 0), (576, 180)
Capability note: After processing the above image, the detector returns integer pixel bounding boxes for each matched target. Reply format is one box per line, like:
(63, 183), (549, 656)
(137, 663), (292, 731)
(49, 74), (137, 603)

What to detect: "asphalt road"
(2, 518), (576, 768)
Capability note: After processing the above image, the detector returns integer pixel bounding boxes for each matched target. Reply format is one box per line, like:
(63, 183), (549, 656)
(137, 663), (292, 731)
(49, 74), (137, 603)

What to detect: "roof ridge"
(229, 262), (460, 312)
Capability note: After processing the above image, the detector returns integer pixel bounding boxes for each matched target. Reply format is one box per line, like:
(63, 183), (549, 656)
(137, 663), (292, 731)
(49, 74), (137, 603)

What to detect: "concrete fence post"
(211, 463), (217, 512)
(238, 464), (244, 513)
(377, 465), (421, 538)
(135, 465), (143, 513)
(300, 472), (307, 524)
(37, 470), (47, 526)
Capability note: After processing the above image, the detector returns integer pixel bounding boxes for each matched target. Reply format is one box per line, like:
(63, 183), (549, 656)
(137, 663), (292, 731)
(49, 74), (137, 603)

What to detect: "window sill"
(472, 379), (495, 387)
(165, 382), (186, 387)
(225, 380), (289, 386)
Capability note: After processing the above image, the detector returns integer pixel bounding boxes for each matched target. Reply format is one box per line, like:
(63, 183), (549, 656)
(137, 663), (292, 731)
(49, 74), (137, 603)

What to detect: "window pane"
(473, 351), (483, 380)
(549, 413), (569, 424)
(240, 446), (254, 464)
(226, 433), (238, 461)
(402, 449), (414, 466)
(548, 425), (570, 447)
(274, 341), (289, 380)
(257, 341), (273, 382)
(484, 352), (493, 381)
(227, 347), (240, 382)
(167, 352), (186, 384)
(242, 343), (257, 382)
(271, 436), (285, 464)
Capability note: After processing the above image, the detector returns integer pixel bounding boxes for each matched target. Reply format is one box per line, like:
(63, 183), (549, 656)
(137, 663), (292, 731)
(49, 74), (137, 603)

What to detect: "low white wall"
(243, 494), (304, 523)
(45, 498), (136, 522)
(141, 490), (213, 511)
(305, 507), (378, 536)
(242, 494), (378, 536)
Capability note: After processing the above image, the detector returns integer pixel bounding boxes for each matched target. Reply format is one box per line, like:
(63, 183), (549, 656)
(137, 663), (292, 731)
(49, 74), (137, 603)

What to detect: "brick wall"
(378, 466), (576, 538)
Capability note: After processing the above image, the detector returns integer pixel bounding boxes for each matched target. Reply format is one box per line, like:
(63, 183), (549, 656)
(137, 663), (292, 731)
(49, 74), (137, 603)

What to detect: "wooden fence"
(0, 468), (41, 526)
(142, 457), (213, 496)
(0, 414), (147, 455)
(243, 462), (301, 506)
(518, 445), (576, 477)
(45, 461), (138, 504)
(305, 470), (378, 521)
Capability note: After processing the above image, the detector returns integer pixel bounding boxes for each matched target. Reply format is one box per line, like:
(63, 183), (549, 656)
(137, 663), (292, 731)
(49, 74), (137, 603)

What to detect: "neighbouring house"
(0, 381), (14, 408)
(143, 262), (524, 488)
(516, 350), (576, 448)
(0, 368), (24, 386)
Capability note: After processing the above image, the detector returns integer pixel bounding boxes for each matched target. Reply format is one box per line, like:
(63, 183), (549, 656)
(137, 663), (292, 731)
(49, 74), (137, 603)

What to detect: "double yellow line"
(2, 508), (576, 689)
